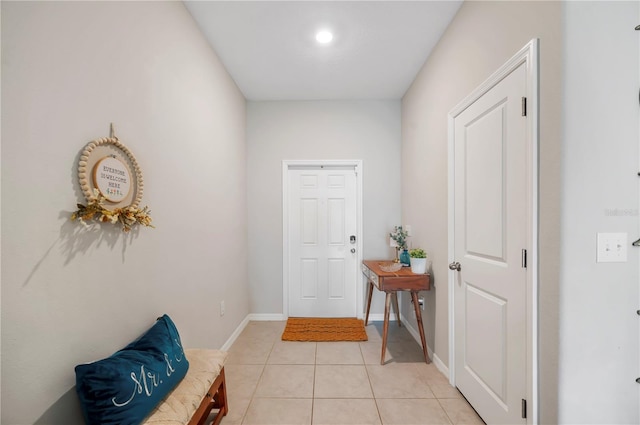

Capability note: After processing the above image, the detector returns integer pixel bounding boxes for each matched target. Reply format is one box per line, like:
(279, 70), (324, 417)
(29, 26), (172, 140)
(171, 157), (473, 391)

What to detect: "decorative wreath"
(71, 131), (153, 232)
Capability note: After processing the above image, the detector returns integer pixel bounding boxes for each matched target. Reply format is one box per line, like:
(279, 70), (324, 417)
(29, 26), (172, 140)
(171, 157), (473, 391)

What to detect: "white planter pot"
(410, 258), (428, 274)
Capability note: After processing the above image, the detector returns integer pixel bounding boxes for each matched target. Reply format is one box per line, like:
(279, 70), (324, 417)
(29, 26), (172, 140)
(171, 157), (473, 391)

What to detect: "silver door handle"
(448, 262), (461, 271)
(351, 248), (356, 253)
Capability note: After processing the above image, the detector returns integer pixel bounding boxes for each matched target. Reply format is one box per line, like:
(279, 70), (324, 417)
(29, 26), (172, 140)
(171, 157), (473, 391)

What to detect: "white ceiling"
(184, 1), (463, 101)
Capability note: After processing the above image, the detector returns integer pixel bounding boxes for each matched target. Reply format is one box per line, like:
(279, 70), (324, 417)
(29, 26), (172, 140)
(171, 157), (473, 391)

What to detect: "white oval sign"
(92, 156), (131, 203)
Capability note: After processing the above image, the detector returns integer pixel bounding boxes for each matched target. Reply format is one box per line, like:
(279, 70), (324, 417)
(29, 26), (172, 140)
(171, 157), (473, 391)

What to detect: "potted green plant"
(409, 248), (428, 274)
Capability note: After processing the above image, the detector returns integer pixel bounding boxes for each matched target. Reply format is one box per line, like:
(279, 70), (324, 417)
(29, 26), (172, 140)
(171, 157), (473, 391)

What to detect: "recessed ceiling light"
(315, 30), (333, 44)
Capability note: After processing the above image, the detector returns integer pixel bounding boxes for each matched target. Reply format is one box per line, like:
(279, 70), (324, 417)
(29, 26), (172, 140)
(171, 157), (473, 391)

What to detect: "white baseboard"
(432, 352), (449, 377)
(245, 313), (390, 322)
(399, 313), (436, 362)
(221, 314), (285, 351)
(248, 313), (285, 321)
(396, 313), (450, 379)
(400, 313), (431, 356)
(398, 313), (450, 378)
(221, 315), (251, 351)
(366, 313), (399, 322)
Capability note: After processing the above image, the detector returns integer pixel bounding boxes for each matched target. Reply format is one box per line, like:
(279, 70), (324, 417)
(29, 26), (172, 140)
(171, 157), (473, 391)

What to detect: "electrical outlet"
(596, 233), (628, 263)
(411, 297), (425, 314)
(220, 300), (225, 316)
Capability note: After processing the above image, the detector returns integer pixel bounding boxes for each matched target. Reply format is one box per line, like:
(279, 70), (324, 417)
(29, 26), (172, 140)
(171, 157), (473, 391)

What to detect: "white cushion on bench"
(142, 349), (228, 425)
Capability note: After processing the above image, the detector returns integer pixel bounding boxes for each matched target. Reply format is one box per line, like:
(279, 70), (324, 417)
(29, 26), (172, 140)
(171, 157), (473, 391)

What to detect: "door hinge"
(521, 97), (527, 116)
(522, 249), (527, 268)
(522, 399), (527, 419)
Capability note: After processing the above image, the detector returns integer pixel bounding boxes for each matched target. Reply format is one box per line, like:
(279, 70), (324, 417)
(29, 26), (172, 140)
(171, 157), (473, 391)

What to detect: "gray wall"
(1, 2), (249, 423)
(559, 2), (639, 423)
(246, 101), (402, 317)
(401, 0), (562, 422)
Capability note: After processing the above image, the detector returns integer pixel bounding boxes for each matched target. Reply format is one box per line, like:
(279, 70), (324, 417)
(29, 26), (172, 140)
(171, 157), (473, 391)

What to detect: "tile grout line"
(434, 398), (455, 425)
(254, 343), (274, 424)
(310, 342), (318, 424)
(361, 343), (385, 425)
(234, 336), (275, 425)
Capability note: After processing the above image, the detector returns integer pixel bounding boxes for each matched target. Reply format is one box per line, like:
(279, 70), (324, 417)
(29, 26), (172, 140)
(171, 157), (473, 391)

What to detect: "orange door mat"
(281, 317), (368, 342)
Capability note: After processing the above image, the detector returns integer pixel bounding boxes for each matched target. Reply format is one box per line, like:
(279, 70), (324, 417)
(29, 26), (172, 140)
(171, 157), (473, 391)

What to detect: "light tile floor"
(218, 321), (484, 425)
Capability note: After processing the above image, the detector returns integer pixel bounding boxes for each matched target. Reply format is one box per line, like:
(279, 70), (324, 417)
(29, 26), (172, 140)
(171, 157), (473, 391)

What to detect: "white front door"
(451, 59), (530, 423)
(287, 165), (358, 317)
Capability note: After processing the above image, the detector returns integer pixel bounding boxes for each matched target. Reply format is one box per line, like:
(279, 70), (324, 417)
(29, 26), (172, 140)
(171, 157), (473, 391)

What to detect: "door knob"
(448, 261), (461, 271)
(350, 248), (356, 253)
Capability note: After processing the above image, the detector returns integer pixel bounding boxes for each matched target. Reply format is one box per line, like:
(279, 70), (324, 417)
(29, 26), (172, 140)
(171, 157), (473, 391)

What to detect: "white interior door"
(451, 61), (529, 424)
(287, 165), (358, 317)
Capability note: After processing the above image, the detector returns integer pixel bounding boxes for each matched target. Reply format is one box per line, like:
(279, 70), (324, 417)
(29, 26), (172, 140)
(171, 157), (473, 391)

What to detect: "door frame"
(447, 39), (539, 423)
(282, 159), (364, 319)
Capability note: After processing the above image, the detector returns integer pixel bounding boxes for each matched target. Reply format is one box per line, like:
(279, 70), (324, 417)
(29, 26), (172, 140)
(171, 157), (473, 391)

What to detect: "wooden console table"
(362, 260), (431, 365)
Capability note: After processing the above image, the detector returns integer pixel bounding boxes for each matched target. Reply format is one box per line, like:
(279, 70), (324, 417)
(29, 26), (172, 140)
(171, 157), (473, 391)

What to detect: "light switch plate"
(596, 233), (628, 263)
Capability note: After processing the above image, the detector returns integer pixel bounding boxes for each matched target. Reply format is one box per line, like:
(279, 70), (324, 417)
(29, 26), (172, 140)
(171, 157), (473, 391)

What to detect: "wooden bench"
(142, 349), (228, 425)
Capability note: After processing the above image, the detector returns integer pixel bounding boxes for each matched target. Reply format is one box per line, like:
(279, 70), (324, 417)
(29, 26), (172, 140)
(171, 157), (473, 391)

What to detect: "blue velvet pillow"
(75, 314), (189, 425)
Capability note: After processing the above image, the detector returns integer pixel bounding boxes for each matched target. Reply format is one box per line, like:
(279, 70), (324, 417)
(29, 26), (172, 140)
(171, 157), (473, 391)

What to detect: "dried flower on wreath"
(71, 190), (154, 232)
